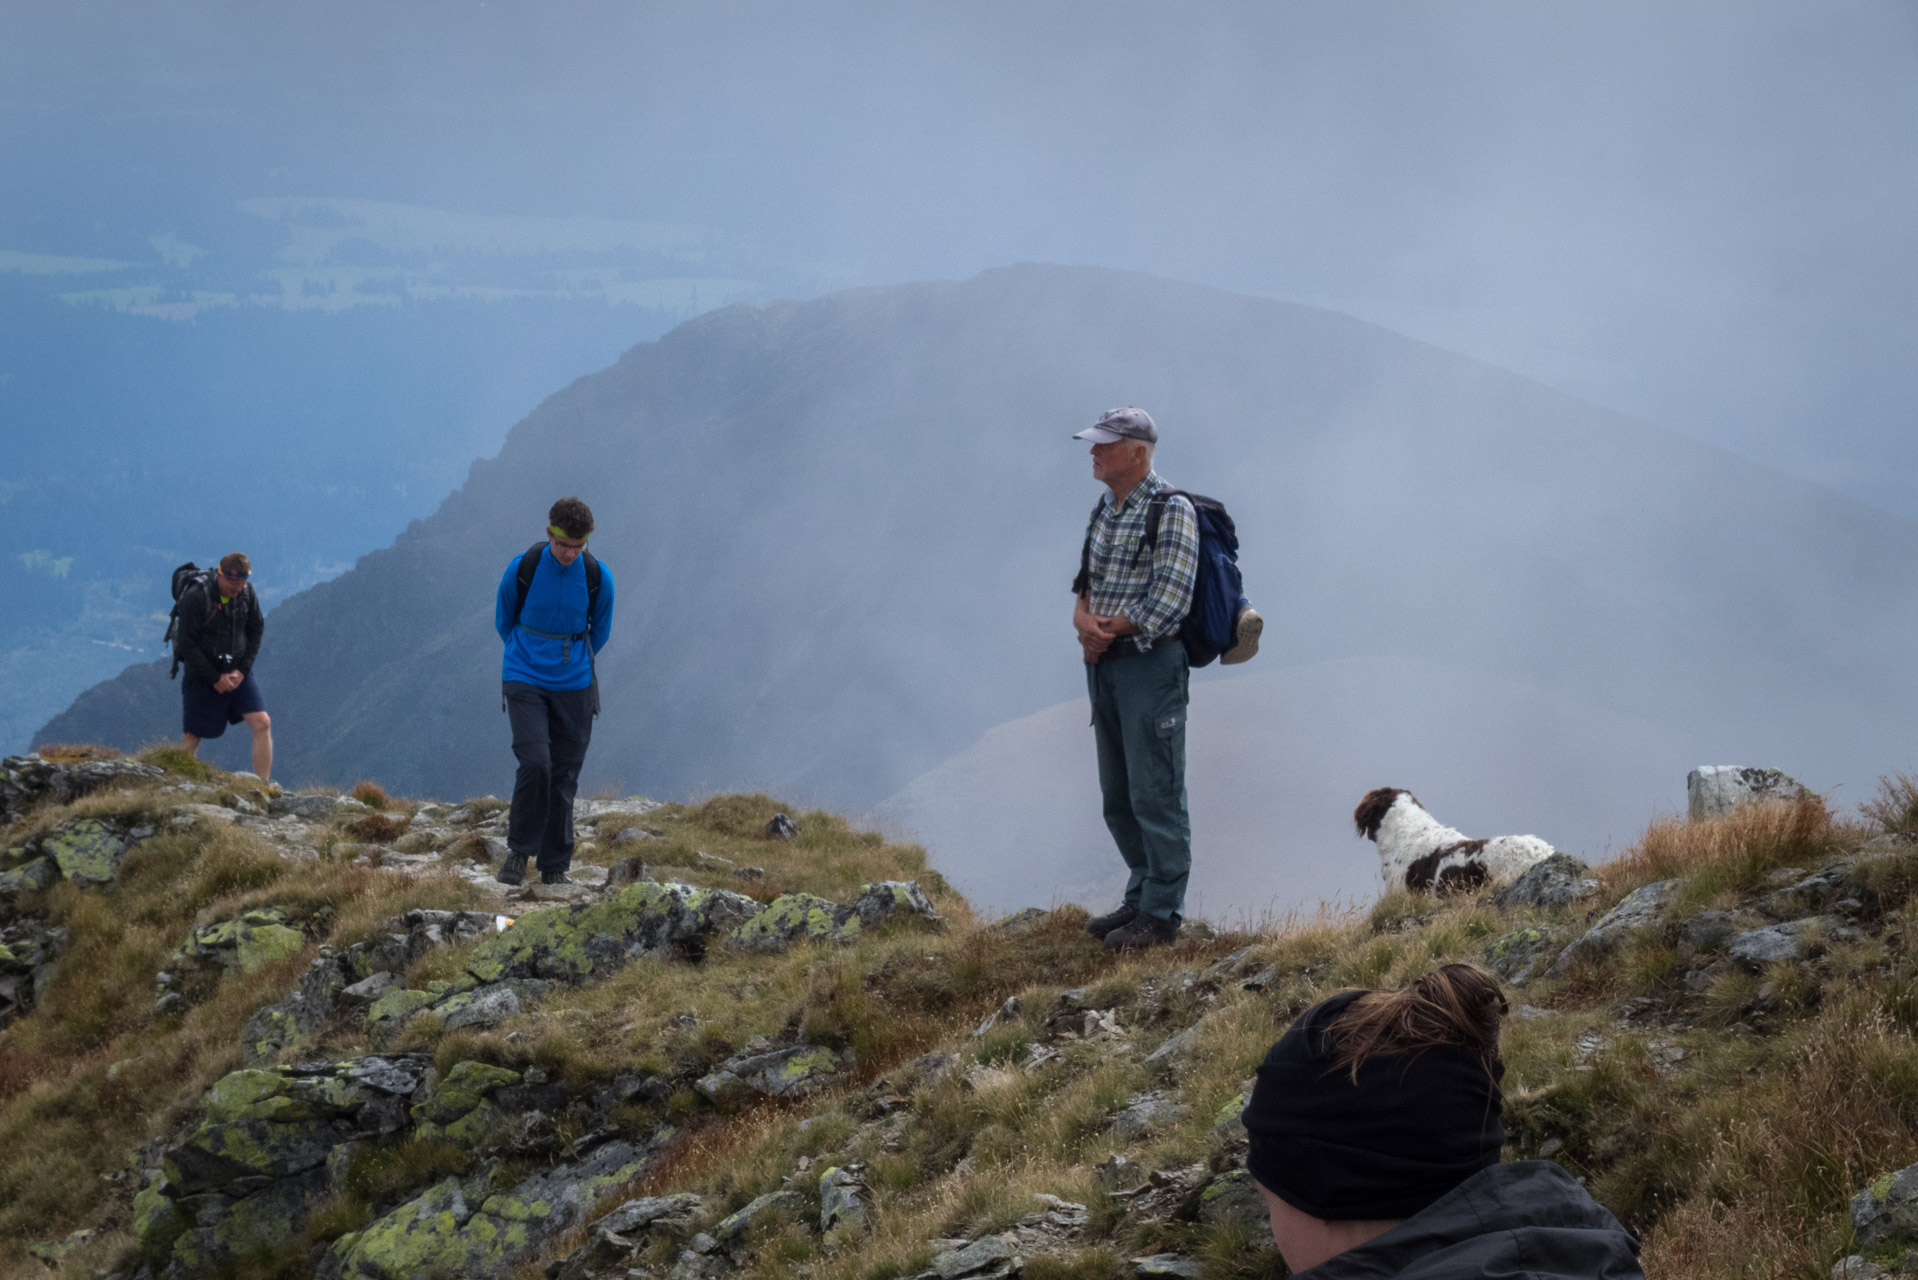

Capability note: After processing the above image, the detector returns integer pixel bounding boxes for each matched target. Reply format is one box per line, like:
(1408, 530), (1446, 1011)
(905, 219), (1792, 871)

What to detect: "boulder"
(1551, 880), (1683, 976)
(728, 892), (857, 952)
(140, 1056), (430, 1272)
(325, 1137), (656, 1280)
(412, 1059), (521, 1142)
(435, 984), (526, 1032)
(1853, 1161), (1918, 1246)
(1483, 927), (1568, 986)
(764, 813), (799, 840)
(988, 907), (1050, 934)
(31, 815), (156, 886)
(819, 1165), (868, 1232)
(695, 1044), (851, 1104)
(1132, 1257), (1207, 1279)
(266, 793), (339, 821)
(1676, 910), (1738, 959)
(466, 880), (764, 982)
(927, 1233), (1019, 1279)
(1764, 836), (1918, 919)
(1726, 917), (1845, 969)
(1493, 854), (1600, 911)
(0, 753), (165, 822)
(1687, 766), (1811, 822)
(850, 880), (946, 933)
(552, 1193), (703, 1280)
(181, 908), (307, 975)
(0, 856), (57, 895)
(1110, 1091), (1188, 1140)
(714, 1189), (801, 1247)
(1195, 1168), (1267, 1232)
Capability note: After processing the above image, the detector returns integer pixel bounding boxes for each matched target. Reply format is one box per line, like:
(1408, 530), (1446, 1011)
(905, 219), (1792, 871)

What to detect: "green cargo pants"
(1086, 638), (1191, 923)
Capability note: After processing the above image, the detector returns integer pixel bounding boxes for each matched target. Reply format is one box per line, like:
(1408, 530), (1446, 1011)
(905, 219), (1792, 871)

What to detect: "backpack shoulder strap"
(582, 550), (603, 623)
(1141, 489), (1189, 554)
(511, 543), (546, 629)
(1072, 497), (1104, 596)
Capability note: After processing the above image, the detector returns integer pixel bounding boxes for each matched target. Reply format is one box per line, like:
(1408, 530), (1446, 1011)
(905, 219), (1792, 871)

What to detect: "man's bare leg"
(242, 711), (273, 781)
(181, 733), (201, 757)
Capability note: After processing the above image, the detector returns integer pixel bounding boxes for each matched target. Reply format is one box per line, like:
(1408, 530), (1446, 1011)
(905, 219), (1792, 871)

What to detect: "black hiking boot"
(496, 852), (527, 886)
(1085, 903), (1139, 941)
(1104, 913), (1180, 952)
(540, 869), (569, 886)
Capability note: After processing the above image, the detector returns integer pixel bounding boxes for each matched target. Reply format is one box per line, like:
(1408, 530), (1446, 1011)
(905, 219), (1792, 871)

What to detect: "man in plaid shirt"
(1071, 407), (1200, 950)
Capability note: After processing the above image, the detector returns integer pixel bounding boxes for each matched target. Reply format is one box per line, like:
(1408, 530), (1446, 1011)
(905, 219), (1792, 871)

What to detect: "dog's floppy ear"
(1354, 788), (1406, 841)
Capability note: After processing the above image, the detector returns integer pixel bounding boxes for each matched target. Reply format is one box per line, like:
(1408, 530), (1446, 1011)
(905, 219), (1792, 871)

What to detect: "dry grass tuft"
(350, 780), (390, 810)
(345, 812), (410, 843)
(1863, 773), (1918, 837)
(32, 742), (122, 763)
(1599, 794), (1845, 896)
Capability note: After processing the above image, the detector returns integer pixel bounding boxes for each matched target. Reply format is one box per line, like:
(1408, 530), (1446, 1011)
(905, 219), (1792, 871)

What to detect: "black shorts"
(182, 673), (267, 739)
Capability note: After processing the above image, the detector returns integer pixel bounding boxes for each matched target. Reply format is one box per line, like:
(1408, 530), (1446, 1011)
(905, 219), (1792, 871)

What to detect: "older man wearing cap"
(1070, 407), (1200, 950)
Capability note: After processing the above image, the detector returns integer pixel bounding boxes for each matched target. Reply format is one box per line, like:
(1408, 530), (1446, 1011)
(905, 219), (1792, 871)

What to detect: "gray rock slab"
(1551, 879), (1682, 976)
(1493, 853), (1600, 910)
(1688, 766), (1810, 821)
(1727, 916), (1843, 969)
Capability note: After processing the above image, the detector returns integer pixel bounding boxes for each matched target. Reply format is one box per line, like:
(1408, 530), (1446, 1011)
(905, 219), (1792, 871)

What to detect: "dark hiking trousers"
(504, 681), (595, 874)
(1086, 638), (1191, 923)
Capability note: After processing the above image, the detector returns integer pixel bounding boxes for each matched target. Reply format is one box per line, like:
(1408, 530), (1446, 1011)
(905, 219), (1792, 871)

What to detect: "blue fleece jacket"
(495, 547), (615, 691)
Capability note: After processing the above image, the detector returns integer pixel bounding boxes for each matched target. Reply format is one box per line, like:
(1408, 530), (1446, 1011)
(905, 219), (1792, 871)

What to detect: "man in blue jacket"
(494, 497), (615, 886)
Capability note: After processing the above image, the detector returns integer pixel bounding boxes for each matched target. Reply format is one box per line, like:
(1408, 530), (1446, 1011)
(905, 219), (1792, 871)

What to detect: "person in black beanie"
(1242, 964), (1643, 1278)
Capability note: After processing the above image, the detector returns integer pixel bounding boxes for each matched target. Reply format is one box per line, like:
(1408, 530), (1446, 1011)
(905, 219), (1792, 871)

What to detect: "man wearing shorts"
(175, 552), (272, 779)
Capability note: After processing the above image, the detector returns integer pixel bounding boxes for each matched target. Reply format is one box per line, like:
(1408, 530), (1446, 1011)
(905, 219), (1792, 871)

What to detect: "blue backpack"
(1074, 489), (1253, 668)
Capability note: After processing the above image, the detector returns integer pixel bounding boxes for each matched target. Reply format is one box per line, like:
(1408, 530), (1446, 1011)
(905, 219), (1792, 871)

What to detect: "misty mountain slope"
(38, 264), (1918, 829)
(876, 656), (1706, 919)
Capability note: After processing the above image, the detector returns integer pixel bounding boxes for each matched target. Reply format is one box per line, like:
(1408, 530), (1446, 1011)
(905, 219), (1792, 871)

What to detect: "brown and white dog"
(1353, 787), (1558, 895)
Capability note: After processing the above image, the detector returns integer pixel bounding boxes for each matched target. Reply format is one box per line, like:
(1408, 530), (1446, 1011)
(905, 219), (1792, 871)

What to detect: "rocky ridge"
(10, 753), (1918, 1280)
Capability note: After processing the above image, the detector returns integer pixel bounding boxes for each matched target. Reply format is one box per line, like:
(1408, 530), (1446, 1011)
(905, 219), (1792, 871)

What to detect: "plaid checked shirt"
(1080, 470), (1200, 649)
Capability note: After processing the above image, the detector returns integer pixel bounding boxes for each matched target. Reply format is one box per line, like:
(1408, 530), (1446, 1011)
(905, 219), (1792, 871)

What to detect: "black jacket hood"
(1298, 1161), (1643, 1280)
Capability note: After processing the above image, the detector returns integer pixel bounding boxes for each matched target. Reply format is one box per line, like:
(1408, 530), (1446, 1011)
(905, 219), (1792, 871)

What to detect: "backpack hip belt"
(518, 624), (587, 663)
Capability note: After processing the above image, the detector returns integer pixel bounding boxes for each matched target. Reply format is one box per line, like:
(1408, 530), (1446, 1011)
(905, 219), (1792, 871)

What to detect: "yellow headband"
(548, 525), (588, 545)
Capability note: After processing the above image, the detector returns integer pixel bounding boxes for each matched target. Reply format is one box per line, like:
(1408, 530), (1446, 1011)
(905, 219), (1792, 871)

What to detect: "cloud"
(0, 250), (132, 276)
(149, 230), (208, 269)
(239, 197), (711, 264)
(19, 550), (73, 578)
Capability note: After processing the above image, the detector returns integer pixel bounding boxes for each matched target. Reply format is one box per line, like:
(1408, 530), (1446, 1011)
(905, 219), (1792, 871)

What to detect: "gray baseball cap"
(1073, 406), (1158, 445)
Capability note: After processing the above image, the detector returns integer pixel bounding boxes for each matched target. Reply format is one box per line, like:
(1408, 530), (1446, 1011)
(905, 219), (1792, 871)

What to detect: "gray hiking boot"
(1220, 604), (1263, 665)
(496, 852), (528, 886)
(1085, 903), (1139, 941)
(540, 868), (569, 886)
(1104, 913), (1180, 951)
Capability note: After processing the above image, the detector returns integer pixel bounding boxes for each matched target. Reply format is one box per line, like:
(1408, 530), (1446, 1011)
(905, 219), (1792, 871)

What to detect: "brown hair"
(549, 497), (595, 539)
(1325, 963), (1506, 1080)
(219, 552), (251, 578)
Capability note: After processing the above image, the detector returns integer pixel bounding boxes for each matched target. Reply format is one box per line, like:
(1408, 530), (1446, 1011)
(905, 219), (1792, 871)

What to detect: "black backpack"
(1074, 490), (1251, 668)
(162, 562), (217, 680)
(509, 543), (603, 633)
(508, 543), (605, 714)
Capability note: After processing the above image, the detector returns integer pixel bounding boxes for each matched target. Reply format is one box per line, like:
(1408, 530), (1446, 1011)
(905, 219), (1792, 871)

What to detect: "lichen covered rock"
(36, 815), (155, 886)
(1853, 1161), (1918, 1246)
(467, 880), (763, 982)
(1551, 879), (1683, 976)
(325, 1137), (656, 1280)
(728, 892), (857, 952)
(141, 1056), (430, 1272)
(1483, 926), (1567, 986)
(695, 1044), (852, 1104)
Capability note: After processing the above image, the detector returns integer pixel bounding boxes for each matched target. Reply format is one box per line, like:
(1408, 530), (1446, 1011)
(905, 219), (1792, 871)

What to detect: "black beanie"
(1243, 990), (1505, 1221)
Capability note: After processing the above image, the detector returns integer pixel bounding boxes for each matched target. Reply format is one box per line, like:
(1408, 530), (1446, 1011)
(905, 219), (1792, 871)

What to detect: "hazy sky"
(4, 2), (1917, 510)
